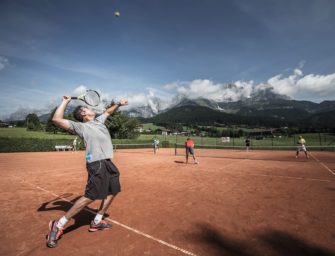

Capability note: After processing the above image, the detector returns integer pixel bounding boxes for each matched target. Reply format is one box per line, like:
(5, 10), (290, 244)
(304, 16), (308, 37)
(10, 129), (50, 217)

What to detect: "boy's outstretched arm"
(104, 99), (128, 117)
(52, 96), (71, 130)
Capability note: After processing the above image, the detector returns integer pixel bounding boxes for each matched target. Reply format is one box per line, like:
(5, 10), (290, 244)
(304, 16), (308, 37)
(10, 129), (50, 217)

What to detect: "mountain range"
(4, 89), (335, 129)
(133, 89), (335, 128)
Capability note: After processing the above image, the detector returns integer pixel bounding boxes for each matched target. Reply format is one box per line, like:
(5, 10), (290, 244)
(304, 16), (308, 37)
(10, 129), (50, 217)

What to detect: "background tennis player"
(185, 138), (199, 164)
(296, 135), (309, 159)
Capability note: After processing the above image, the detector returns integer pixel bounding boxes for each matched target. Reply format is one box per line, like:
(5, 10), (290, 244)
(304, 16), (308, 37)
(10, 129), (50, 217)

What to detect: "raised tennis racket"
(71, 90), (101, 106)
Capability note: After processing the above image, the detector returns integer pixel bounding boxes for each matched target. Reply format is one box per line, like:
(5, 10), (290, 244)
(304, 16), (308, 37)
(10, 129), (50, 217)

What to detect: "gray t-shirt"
(68, 114), (113, 162)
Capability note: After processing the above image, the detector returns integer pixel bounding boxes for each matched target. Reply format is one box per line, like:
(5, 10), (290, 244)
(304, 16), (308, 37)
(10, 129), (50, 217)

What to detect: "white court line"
(309, 153), (335, 176)
(11, 175), (198, 256)
(217, 168), (333, 183)
(237, 172), (332, 182)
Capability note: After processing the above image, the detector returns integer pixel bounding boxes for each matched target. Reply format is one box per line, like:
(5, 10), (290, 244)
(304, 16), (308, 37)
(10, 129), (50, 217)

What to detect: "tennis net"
(175, 143), (335, 162)
(113, 143), (157, 154)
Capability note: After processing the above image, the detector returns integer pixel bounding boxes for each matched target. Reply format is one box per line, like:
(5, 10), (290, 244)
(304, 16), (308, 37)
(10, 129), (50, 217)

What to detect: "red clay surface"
(0, 148), (334, 256)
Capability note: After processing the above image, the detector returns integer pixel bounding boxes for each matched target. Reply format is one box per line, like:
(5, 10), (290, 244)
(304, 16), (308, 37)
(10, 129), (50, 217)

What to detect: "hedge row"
(0, 138), (171, 152)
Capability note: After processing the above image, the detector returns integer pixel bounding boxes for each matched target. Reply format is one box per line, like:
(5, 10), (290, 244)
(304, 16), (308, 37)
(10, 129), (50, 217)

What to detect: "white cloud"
(71, 86), (171, 114)
(73, 85), (87, 96)
(298, 60), (305, 69)
(116, 88), (170, 114)
(164, 79), (255, 102)
(297, 73), (335, 95)
(164, 82), (179, 90)
(0, 56), (9, 70)
(268, 69), (335, 101)
(163, 68), (335, 103)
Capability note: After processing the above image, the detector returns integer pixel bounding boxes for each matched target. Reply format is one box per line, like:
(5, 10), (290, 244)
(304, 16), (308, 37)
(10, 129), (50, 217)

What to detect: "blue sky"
(0, 0), (335, 119)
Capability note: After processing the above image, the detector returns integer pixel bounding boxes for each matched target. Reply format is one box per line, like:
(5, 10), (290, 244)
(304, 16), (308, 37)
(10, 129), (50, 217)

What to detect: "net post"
(175, 143), (177, 156)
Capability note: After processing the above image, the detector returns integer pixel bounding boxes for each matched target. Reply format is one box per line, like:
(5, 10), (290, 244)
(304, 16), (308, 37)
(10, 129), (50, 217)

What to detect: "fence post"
(232, 126), (235, 149)
(293, 135), (295, 145)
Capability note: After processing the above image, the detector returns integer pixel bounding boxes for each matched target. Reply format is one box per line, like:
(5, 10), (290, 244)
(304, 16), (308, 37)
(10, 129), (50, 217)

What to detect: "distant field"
(0, 128), (75, 139)
(141, 123), (165, 130)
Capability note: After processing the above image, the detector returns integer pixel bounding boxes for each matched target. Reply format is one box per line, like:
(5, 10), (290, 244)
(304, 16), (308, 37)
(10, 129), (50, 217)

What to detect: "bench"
(55, 145), (73, 151)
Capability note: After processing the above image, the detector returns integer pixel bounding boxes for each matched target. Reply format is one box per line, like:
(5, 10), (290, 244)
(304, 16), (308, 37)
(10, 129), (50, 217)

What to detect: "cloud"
(73, 85), (87, 96)
(164, 68), (335, 103)
(297, 74), (335, 95)
(268, 69), (335, 101)
(164, 79), (254, 102)
(7, 106), (47, 121)
(0, 56), (9, 70)
(115, 88), (171, 114)
(298, 60), (305, 69)
(71, 86), (170, 114)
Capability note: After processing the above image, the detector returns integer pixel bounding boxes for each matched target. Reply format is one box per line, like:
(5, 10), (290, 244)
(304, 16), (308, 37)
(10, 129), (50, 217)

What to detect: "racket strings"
(84, 91), (100, 106)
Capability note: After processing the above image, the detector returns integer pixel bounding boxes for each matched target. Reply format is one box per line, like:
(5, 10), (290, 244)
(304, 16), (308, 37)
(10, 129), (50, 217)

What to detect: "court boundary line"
(216, 169), (333, 183)
(11, 175), (198, 256)
(309, 153), (335, 176)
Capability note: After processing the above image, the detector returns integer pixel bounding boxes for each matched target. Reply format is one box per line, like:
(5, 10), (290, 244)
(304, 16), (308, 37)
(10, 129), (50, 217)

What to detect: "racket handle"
(71, 97), (78, 99)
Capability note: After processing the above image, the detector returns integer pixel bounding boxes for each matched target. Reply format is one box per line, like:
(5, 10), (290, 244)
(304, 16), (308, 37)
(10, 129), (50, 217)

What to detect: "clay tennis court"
(0, 148), (334, 256)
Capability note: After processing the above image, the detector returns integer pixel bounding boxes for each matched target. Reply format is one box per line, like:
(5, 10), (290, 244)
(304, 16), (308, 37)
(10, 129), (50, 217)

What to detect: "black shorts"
(186, 146), (194, 155)
(85, 159), (121, 200)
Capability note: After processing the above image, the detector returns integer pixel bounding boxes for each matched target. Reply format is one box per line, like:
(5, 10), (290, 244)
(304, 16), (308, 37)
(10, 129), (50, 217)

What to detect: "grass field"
(0, 127), (76, 139)
(141, 123), (165, 131)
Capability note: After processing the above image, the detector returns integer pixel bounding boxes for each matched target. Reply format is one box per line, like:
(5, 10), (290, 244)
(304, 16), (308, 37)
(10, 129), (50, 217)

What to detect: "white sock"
(56, 216), (69, 229)
(94, 213), (103, 224)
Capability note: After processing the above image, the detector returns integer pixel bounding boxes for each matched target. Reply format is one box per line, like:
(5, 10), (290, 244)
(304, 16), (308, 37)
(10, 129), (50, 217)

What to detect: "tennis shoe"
(46, 220), (64, 248)
(89, 220), (112, 232)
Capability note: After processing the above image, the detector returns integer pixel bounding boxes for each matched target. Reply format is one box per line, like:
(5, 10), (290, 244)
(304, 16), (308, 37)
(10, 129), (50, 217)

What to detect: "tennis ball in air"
(114, 11), (120, 17)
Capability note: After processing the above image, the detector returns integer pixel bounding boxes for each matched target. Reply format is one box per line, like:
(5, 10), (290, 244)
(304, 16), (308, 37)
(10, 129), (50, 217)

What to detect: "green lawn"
(141, 123), (165, 131)
(0, 127), (76, 139)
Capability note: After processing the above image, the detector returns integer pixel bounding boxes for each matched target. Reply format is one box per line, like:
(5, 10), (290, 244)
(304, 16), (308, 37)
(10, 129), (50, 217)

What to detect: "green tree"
(237, 129), (244, 137)
(105, 111), (140, 139)
(25, 113), (42, 131)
